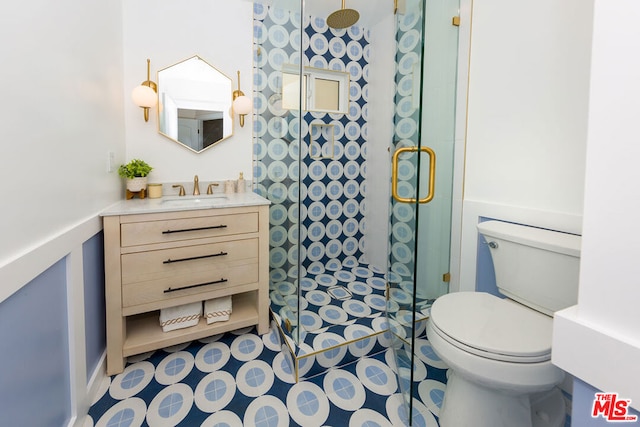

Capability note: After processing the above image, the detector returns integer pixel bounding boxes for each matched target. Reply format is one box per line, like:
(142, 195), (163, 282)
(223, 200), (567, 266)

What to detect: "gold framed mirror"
(157, 56), (233, 153)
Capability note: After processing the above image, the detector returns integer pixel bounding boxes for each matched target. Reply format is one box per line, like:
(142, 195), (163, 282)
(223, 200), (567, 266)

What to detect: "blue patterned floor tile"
(88, 327), (448, 427)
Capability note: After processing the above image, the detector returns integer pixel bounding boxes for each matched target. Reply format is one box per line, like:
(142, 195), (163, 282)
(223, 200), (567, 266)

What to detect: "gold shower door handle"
(391, 146), (436, 203)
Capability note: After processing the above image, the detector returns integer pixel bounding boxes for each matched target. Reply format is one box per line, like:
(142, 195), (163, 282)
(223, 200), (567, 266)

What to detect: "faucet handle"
(172, 184), (186, 196)
(207, 183), (220, 194)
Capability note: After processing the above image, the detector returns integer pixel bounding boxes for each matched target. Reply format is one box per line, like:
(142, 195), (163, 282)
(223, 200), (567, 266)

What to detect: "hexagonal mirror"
(157, 56), (233, 153)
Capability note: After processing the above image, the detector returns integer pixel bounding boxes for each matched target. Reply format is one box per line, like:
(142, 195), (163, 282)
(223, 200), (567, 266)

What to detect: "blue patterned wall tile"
(255, 6), (370, 278)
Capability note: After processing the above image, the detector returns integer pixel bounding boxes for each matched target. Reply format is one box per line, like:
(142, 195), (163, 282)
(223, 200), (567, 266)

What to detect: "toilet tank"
(477, 220), (581, 316)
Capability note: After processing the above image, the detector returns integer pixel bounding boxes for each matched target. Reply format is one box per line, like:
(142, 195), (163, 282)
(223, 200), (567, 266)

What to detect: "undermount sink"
(161, 195), (228, 206)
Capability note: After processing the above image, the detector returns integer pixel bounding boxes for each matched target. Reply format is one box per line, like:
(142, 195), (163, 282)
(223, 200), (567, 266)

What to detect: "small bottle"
(236, 172), (246, 193)
(224, 180), (235, 194)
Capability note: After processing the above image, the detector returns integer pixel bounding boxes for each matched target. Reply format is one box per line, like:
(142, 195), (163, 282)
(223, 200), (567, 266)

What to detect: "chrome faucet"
(193, 175), (200, 195)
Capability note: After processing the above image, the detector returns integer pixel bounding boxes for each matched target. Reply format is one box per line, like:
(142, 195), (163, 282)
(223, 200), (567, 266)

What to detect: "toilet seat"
(430, 292), (553, 363)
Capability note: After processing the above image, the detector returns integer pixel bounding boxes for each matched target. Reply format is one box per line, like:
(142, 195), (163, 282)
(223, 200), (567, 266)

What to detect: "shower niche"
(309, 123), (335, 159)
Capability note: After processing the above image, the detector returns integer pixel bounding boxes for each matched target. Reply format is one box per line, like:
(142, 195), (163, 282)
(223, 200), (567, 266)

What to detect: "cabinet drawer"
(121, 238), (258, 285)
(122, 261), (259, 309)
(121, 212), (258, 247)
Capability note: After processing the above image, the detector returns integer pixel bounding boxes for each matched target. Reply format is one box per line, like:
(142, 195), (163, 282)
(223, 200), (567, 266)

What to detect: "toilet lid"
(430, 292), (553, 362)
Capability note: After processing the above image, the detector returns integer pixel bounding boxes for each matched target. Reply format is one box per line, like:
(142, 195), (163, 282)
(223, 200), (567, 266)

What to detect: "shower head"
(327, 0), (360, 29)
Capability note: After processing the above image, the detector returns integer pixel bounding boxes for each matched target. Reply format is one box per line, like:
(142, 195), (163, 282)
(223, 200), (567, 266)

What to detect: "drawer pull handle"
(162, 225), (227, 234)
(163, 251), (228, 264)
(164, 278), (228, 293)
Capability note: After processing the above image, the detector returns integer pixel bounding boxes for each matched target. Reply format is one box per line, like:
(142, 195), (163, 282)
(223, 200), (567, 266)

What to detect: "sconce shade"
(233, 95), (252, 115)
(232, 70), (251, 127)
(133, 59), (157, 122)
(132, 84), (158, 108)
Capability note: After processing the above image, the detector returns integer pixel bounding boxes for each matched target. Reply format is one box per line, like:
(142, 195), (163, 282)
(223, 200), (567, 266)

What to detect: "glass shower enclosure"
(253, 0), (459, 421)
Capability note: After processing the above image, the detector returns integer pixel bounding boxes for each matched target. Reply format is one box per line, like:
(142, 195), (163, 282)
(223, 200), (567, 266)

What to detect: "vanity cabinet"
(103, 203), (269, 375)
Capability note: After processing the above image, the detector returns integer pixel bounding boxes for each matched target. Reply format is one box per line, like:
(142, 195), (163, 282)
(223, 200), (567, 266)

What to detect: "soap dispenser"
(236, 172), (245, 193)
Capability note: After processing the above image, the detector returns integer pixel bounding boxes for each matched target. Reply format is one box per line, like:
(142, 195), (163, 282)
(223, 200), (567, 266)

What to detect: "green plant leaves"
(117, 159), (153, 178)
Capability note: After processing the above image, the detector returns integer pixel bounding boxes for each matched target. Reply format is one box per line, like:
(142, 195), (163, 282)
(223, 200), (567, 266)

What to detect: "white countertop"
(101, 191), (271, 216)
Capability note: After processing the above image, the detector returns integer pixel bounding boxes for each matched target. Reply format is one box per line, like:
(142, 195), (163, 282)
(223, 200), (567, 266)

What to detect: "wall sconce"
(131, 59), (157, 122)
(232, 70), (252, 127)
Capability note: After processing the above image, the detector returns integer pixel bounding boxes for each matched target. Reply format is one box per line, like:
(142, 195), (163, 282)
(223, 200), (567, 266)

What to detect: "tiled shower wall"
(253, 4), (371, 282)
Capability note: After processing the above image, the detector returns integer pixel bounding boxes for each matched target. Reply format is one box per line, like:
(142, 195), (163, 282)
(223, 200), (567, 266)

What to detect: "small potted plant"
(118, 159), (153, 192)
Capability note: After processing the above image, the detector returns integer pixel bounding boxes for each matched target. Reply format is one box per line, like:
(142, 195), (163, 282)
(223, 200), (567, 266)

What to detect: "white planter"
(126, 177), (148, 192)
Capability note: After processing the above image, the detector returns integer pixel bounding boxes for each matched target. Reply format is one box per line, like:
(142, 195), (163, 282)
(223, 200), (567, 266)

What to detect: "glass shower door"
(388, 0), (459, 422)
(252, 1), (304, 343)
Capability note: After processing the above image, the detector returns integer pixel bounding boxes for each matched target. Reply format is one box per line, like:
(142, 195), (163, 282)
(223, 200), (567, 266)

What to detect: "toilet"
(426, 220), (581, 427)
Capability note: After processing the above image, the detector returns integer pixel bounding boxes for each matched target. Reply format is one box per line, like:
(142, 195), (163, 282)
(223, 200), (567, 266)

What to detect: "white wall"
(0, 0), (125, 271)
(553, 0), (640, 411)
(578, 0), (640, 341)
(456, 0), (593, 291)
(122, 0), (254, 186)
(0, 0), (125, 424)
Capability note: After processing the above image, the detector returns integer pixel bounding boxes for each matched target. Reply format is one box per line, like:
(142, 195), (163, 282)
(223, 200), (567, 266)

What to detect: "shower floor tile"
(270, 260), (419, 336)
(269, 259), (434, 380)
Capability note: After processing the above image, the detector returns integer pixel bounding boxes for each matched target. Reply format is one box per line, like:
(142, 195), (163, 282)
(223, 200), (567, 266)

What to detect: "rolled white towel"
(159, 301), (202, 332)
(204, 296), (232, 324)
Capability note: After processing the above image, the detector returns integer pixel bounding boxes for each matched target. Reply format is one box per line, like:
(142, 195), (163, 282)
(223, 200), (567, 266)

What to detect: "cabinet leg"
(257, 320), (269, 335)
(257, 288), (270, 335)
(106, 355), (125, 376)
(105, 304), (126, 375)
(257, 307), (270, 335)
(105, 318), (126, 375)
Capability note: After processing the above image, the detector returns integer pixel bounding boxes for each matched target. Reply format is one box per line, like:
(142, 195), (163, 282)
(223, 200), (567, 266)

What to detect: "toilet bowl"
(426, 220), (580, 427)
(427, 292), (565, 427)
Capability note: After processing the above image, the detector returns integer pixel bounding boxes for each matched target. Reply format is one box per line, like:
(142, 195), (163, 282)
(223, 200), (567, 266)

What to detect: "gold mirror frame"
(157, 55), (234, 153)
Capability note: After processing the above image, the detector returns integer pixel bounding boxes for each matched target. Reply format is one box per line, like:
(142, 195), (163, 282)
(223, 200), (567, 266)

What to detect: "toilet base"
(531, 388), (566, 427)
(439, 372), (565, 427)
